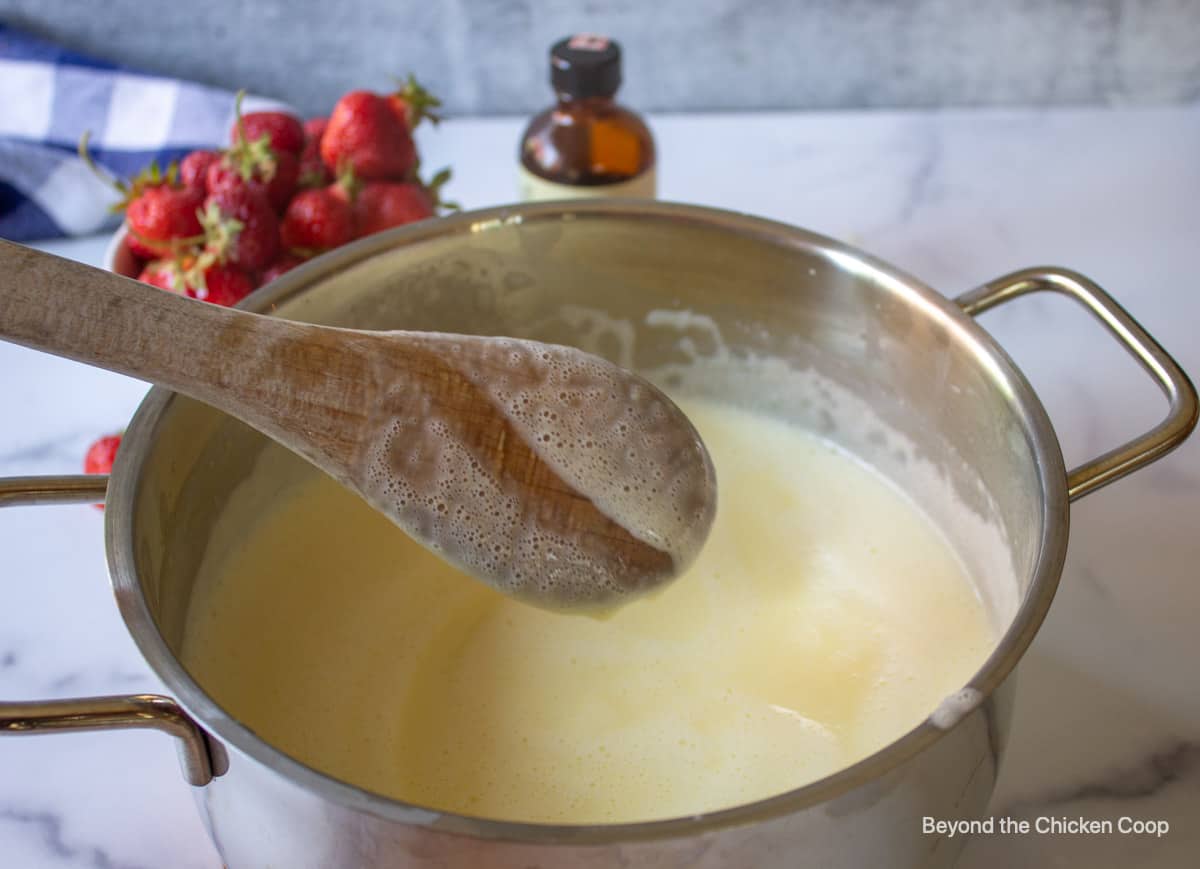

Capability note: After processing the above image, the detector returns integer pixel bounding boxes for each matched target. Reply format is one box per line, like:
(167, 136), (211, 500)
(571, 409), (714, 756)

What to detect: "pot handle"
(0, 474), (218, 786)
(955, 266), (1198, 501)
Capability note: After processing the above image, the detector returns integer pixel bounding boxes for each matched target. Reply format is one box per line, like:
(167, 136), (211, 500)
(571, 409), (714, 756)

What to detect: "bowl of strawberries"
(103, 78), (452, 307)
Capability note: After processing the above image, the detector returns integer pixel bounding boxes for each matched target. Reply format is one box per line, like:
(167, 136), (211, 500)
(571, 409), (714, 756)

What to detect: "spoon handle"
(1, 240), (250, 382)
(0, 240), (370, 471)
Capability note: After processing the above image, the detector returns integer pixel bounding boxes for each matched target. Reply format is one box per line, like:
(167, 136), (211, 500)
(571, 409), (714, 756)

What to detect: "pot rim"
(105, 199), (1069, 844)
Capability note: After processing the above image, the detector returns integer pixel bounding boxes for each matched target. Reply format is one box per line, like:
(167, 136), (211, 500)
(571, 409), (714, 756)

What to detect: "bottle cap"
(550, 34), (622, 98)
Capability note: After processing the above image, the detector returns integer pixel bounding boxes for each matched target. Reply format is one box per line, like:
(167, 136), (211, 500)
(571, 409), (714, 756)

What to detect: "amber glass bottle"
(518, 35), (656, 201)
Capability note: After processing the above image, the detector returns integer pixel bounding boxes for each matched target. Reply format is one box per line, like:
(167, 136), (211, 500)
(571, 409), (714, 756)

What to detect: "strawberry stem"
(335, 162), (362, 202)
(79, 131), (184, 214)
(197, 201), (246, 265)
(423, 166), (459, 212)
(298, 165), (329, 190)
(226, 89), (280, 183)
(146, 256), (189, 294)
(394, 73), (444, 127)
(181, 247), (220, 293)
(233, 90), (249, 148)
(78, 131), (131, 204)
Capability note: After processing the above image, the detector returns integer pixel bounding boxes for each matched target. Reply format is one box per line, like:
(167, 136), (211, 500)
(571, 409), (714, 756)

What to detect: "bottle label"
(518, 166), (657, 202)
(569, 34), (611, 51)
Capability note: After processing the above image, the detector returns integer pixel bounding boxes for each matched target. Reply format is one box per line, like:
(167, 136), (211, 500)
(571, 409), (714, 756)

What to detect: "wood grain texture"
(0, 240), (713, 606)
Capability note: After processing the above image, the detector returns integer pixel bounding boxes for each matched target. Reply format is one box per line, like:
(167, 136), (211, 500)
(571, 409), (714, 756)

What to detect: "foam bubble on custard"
(360, 335), (715, 606)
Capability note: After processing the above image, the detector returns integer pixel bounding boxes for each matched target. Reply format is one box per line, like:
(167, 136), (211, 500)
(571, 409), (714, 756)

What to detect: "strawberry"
(353, 181), (433, 237)
(84, 432), (122, 509)
(232, 110), (305, 155)
(353, 166), (455, 237)
(388, 74), (443, 129)
(187, 264), (255, 307)
(209, 91), (300, 211)
(304, 117), (328, 142)
(125, 184), (205, 259)
(78, 133), (204, 259)
(139, 253), (253, 306)
(84, 432), (121, 505)
(207, 149), (299, 213)
(84, 433), (122, 475)
(320, 90), (416, 181)
(180, 150), (219, 191)
(200, 185), (279, 272)
(137, 259), (185, 291)
(78, 134), (204, 259)
(261, 253), (304, 285)
(266, 150), (301, 208)
(281, 184), (355, 252)
(298, 135), (332, 189)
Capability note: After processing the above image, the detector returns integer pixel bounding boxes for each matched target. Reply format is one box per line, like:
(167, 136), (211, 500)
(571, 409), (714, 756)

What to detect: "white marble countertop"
(2, 105), (1198, 868)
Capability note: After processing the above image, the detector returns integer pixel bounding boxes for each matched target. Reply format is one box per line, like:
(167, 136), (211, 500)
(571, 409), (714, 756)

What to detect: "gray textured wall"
(4, 0), (1199, 116)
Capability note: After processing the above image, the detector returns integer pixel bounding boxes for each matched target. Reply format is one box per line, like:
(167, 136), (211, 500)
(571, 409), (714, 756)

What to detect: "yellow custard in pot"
(182, 397), (994, 823)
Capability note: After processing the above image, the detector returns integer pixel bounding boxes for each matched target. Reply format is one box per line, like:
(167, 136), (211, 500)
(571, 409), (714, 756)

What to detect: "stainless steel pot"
(2, 201), (1195, 868)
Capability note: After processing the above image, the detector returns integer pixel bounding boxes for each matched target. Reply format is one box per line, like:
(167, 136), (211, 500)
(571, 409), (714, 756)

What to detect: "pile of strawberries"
(94, 78), (451, 308)
(81, 80), (450, 479)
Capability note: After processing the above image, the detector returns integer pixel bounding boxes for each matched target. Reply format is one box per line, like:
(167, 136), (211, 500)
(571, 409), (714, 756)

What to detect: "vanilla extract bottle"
(518, 35), (656, 201)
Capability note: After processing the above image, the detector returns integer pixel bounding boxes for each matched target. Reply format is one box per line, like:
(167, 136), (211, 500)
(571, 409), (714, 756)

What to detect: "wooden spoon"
(0, 241), (716, 609)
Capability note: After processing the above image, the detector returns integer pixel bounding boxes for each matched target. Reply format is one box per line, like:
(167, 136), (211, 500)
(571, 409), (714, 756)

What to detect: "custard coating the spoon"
(360, 333), (716, 606)
(0, 240), (716, 607)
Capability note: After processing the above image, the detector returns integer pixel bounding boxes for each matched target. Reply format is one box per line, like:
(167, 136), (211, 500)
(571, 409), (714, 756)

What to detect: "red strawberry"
(281, 184), (355, 252)
(208, 91), (299, 211)
(77, 133), (202, 259)
(268, 149), (302, 206)
(261, 253), (304, 285)
(84, 433), (121, 505)
(180, 150), (219, 191)
(304, 117), (328, 142)
(140, 254), (253, 307)
(298, 135), (332, 189)
(84, 433), (122, 475)
(125, 184), (205, 259)
(201, 185), (279, 272)
(187, 264), (255, 307)
(206, 149), (299, 213)
(320, 90), (416, 181)
(353, 181), (433, 237)
(388, 74), (443, 130)
(137, 259), (185, 291)
(232, 110), (305, 155)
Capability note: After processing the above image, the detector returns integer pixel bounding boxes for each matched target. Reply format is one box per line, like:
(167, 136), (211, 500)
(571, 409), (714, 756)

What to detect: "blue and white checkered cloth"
(0, 24), (292, 241)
